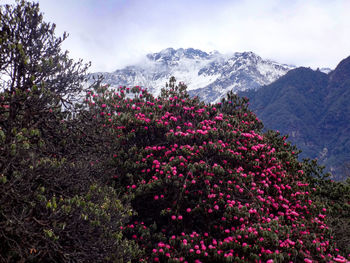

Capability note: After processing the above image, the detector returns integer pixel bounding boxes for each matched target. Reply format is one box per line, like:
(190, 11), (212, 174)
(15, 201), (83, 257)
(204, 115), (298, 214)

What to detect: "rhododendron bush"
(84, 79), (349, 263)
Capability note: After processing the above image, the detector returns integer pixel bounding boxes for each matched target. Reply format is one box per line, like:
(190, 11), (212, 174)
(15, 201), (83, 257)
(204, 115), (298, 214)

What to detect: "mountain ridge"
(240, 57), (350, 180)
(90, 48), (295, 102)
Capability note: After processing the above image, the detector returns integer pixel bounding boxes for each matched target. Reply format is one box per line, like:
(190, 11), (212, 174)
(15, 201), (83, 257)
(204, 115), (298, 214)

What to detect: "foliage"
(1, 1), (349, 262)
(302, 159), (350, 256)
(0, 1), (140, 262)
(85, 78), (349, 262)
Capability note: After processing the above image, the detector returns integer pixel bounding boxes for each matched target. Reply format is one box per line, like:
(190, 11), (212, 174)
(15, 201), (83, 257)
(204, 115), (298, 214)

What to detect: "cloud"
(2, 0), (350, 71)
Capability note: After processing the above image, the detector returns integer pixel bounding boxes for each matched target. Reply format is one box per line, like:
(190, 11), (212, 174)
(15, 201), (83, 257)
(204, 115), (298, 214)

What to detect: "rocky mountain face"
(91, 48), (295, 102)
(240, 56), (350, 180)
(188, 51), (295, 102)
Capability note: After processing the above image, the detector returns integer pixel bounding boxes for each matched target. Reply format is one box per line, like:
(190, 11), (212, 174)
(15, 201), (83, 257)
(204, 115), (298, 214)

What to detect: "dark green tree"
(0, 1), (141, 262)
(0, 0), (89, 161)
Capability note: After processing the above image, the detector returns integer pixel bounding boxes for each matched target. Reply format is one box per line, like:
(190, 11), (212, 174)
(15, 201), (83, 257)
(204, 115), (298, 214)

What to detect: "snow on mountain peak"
(91, 48), (295, 102)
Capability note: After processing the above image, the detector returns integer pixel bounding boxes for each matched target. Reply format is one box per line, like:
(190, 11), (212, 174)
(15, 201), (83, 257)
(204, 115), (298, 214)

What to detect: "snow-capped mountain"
(91, 48), (295, 103)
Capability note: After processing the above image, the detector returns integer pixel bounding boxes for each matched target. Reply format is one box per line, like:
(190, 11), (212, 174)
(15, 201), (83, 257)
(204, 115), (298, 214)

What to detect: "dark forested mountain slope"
(241, 57), (350, 180)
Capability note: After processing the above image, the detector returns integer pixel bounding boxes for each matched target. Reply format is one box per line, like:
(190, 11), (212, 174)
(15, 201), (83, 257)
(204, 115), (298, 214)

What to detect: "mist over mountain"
(240, 57), (350, 180)
(91, 48), (295, 102)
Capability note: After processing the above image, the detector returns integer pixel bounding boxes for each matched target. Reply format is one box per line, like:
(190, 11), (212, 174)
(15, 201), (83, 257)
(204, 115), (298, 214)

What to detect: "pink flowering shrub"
(84, 79), (349, 262)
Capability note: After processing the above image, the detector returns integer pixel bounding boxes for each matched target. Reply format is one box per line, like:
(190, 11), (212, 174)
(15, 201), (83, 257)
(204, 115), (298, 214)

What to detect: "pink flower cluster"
(85, 85), (346, 262)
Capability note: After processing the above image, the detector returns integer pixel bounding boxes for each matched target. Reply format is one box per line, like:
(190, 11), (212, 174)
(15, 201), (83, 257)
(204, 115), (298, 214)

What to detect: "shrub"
(85, 80), (349, 262)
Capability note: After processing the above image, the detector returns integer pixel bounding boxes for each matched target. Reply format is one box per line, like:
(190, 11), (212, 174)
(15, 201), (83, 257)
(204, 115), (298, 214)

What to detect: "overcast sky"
(3, 0), (350, 72)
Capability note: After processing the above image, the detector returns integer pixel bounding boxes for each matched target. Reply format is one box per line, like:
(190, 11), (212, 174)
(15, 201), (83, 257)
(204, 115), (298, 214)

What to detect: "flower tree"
(85, 79), (348, 263)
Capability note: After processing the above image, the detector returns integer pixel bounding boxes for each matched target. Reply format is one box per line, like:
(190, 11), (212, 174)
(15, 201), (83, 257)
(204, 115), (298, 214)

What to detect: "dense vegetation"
(240, 65), (350, 181)
(0, 1), (140, 262)
(0, 1), (349, 262)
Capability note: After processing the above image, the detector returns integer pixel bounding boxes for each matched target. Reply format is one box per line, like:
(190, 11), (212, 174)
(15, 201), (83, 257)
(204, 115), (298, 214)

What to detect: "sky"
(2, 0), (350, 72)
